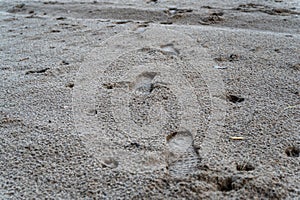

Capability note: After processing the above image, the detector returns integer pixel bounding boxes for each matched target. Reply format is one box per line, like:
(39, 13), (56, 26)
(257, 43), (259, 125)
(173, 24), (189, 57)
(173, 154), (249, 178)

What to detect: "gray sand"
(0, 0), (299, 199)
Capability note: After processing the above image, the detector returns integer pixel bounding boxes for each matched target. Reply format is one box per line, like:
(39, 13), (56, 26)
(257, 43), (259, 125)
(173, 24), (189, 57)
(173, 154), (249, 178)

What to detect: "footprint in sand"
(129, 71), (179, 131)
(73, 25), (226, 174)
(132, 71), (157, 95)
(166, 130), (200, 176)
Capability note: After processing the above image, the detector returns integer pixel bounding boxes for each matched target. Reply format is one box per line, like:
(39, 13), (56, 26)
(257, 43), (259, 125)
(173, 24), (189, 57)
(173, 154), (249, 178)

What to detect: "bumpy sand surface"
(0, 0), (299, 199)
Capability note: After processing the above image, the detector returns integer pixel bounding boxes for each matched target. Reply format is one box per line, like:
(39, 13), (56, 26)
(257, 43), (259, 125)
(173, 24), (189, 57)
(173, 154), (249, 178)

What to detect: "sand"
(0, 0), (299, 199)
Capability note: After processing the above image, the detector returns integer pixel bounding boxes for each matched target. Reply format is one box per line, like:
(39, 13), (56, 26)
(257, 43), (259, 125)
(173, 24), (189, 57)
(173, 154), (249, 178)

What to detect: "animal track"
(166, 130), (200, 176)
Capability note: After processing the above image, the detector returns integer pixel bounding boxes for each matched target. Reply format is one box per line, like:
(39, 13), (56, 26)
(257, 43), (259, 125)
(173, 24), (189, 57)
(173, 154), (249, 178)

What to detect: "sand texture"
(0, 0), (299, 199)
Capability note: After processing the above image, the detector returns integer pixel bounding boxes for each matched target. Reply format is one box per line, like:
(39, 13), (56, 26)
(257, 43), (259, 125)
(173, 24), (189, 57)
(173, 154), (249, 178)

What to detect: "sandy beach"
(0, 0), (299, 199)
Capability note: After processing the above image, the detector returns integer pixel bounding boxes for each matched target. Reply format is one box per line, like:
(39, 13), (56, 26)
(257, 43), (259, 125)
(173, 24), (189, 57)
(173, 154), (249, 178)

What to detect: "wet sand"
(0, 0), (299, 199)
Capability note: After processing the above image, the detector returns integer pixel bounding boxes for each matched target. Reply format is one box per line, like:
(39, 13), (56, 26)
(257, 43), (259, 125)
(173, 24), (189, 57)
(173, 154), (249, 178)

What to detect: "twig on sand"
(230, 136), (244, 140)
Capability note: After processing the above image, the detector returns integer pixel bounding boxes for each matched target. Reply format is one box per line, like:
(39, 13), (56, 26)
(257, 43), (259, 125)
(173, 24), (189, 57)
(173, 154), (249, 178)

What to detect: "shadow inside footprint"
(132, 72), (157, 94)
(160, 44), (179, 56)
(166, 130), (200, 177)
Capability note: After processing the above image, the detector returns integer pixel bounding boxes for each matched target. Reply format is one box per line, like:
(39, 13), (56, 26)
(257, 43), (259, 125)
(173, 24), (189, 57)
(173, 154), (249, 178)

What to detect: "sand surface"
(0, 0), (299, 199)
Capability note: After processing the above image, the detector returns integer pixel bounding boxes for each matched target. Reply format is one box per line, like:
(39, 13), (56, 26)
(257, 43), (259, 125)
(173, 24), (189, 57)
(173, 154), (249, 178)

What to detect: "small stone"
(65, 83), (74, 88)
(61, 60), (69, 65)
(227, 95), (245, 103)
